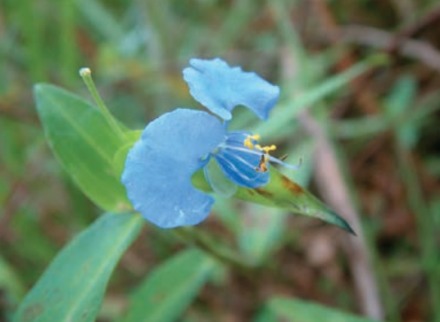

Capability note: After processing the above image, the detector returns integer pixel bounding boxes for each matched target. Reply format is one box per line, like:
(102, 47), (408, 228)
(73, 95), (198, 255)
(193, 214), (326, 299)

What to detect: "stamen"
(231, 133), (302, 173)
(252, 134), (261, 140)
(243, 134), (261, 149)
(255, 144), (276, 154)
(255, 154), (269, 172)
(243, 135), (278, 173)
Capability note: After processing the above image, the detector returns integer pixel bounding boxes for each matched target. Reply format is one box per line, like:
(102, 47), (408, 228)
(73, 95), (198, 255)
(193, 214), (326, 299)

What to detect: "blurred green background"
(1, 0), (440, 321)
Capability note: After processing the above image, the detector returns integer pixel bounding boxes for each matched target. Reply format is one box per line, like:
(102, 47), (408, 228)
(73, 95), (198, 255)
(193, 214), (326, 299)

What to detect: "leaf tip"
(344, 222), (357, 236)
(33, 83), (52, 101)
(334, 213), (356, 235)
(33, 83), (43, 95)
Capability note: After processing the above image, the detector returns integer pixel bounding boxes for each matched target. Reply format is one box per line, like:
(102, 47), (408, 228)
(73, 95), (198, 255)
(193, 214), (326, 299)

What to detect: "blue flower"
(122, 58), (292, 228)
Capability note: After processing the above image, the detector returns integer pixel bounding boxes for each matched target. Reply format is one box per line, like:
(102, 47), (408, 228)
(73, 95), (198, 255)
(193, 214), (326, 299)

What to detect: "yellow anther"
(244, 134), (261, 150)
(255, 145), (276, 173)
(256, 144), (276, 154)
(243, 134), (277, 173)
(244, 138), (254, 149)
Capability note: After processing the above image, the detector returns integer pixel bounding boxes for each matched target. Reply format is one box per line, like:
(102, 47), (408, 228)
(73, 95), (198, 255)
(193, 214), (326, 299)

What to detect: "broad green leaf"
(192, 165), (354, 234)
(236, 167), (355, 234)
(118, 249), (217, 322)
(14, 212), (143, 322)
(254, 298), (382, 322)
(34, 84), (130, 211)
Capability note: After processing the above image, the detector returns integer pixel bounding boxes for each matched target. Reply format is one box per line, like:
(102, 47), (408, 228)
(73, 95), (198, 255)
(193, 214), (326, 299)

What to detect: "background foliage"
(1, 0), (440, 321)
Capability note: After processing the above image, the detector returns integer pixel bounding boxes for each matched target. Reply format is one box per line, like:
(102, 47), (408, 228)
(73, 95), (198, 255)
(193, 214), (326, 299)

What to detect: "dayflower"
(122, 58), (297, 228)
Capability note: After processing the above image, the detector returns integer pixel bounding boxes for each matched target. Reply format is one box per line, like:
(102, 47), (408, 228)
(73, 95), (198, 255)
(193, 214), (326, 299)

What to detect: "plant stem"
(79, 68), (125, 140)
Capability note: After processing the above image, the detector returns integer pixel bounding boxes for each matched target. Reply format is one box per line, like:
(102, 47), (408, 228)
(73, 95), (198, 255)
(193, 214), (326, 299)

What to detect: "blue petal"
(213, 131), (269, 188)
(183, 58), (280, 121)
(122, 109), (225, 228)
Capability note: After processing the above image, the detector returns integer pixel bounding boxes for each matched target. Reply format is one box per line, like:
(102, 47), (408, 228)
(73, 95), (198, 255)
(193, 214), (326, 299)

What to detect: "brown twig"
(298, 112), (384, 320)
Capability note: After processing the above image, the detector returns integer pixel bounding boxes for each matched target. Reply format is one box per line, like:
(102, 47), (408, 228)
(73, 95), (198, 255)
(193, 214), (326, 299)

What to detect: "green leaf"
(13, 212), (143, 322)
(254, 298), (382, 322)
(193, 166), (355, 234)
(118, 249), (217, 322)
(239, 167), (355, 234)
(34, 84), (130, 211)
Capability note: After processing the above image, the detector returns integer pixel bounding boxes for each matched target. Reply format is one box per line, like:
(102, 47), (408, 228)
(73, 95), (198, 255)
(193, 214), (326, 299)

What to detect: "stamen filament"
(239, 135), (302, 172)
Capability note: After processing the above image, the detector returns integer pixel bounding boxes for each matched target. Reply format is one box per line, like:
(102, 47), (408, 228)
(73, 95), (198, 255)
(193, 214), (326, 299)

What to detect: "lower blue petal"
(122, 109), (225, 228)
(213, 131), (269, 188)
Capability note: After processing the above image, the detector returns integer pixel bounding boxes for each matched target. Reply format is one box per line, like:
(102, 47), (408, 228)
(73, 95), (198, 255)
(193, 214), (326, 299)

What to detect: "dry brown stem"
(298, 112), (384, 320)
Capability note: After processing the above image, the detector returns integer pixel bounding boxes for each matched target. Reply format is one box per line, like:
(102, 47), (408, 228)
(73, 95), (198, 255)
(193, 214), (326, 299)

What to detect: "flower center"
(209, 131), (300, 189)
(244, 134), (276, 173)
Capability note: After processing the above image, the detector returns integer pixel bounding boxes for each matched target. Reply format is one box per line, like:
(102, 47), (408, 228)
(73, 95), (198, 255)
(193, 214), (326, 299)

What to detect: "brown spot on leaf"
(255, 188), (273, 197)
(281, 175), (304, 194)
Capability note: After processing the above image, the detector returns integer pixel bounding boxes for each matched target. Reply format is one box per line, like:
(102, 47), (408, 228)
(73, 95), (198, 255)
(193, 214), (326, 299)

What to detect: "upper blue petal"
(121, 109), (225, 228)
(213, 131), (269, 188)
(183, 58), (280, 121)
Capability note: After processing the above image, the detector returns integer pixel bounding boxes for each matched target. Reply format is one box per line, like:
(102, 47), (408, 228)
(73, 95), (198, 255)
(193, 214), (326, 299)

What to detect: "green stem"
(79, 68), (125, 140)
